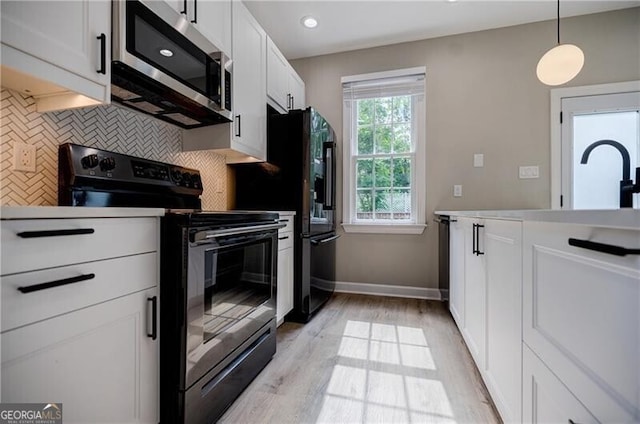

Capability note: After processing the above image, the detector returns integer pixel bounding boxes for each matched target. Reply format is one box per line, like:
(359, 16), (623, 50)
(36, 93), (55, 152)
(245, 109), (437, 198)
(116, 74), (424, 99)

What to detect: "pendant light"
(536, 0), (584, 86)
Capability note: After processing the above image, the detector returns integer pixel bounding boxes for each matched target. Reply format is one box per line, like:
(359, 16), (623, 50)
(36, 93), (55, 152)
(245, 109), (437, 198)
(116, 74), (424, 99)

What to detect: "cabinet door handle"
(472, 223), (477, 254)
(568, 238), (640, 257)
(190, 0), (197, 23)
(235, 115), (241, 137)
(278, 235), (289, 240)
(473, 223), (485, 256)
(97, 33), (106, 75)
(18, 273), (95, 294)
(181, 0), (187, 14)
(16, 228), (95, 238)
(147, 296), (158, 340)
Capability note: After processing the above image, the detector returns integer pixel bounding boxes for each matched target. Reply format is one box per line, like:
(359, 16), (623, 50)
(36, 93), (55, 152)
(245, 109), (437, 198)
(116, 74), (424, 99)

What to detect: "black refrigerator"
(233, 106), (338, 322)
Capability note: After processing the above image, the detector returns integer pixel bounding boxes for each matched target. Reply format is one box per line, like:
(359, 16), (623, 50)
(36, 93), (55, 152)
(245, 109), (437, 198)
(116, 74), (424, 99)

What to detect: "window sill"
(341, 223), (427, 235)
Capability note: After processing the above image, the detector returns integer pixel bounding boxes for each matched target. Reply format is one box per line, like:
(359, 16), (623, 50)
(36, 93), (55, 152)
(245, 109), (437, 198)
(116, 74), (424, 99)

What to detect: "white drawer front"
(1, 218), (158, 275)
(523, 344), (598, 424)
(278, 232), (294, 250)
(2, 252), (158, 332)
(523, 221), (640, 422)
(278, 215), (294, 234)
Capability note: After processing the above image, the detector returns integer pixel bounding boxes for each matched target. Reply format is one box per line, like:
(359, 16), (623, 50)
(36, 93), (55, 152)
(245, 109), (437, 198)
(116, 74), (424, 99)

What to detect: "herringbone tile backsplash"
(0, 88), (227, 210)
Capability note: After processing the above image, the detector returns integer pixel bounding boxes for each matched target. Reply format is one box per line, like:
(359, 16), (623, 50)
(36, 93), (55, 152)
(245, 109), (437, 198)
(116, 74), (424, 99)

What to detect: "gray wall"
(291, 8), (640, 289)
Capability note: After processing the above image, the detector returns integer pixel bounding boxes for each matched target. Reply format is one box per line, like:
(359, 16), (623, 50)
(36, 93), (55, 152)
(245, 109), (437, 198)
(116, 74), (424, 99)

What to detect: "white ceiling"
(244, 0), (640, 60)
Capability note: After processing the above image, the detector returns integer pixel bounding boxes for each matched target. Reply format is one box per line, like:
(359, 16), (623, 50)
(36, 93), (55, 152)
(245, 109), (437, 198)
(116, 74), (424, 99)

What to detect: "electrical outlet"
(215, 178), (223, 193)
(519, 165), (539, 179)
(473, 153), (484, 168)
(13, 143), (36, 172)
(453, 185), (462, 197)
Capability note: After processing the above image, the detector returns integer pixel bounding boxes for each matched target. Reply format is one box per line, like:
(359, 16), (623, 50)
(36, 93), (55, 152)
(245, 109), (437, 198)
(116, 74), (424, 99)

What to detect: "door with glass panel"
(561, 91), (640, 209)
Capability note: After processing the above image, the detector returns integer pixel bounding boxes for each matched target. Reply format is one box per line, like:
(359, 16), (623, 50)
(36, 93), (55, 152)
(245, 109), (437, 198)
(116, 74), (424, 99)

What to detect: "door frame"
(550, 80), (640, 209)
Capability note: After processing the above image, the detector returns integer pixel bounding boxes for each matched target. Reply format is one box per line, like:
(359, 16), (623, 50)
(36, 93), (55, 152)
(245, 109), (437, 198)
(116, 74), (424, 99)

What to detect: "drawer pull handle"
(279, 219), (289, 223)
(568, 238), (640, 257)
(568, 420), (580, 424)
(278, 236), (289, 240)
(16, 228), (95, 238)
(18, 273), (95, 294)
(147, 296), (158, 340)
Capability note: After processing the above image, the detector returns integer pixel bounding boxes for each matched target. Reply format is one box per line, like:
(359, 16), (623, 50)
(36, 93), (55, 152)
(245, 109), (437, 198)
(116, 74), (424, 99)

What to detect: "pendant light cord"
(557, 0), (560, 44)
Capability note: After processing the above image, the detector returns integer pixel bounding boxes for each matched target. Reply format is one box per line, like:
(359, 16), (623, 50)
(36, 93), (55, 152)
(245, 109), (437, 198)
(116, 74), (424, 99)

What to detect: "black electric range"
(58, 143), (280, 424)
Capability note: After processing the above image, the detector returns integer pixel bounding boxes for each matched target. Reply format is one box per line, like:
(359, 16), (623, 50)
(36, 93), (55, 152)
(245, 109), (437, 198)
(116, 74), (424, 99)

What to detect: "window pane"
(357, 190), (373, 220)
(393, 157), (411, 187)
(393, 124), (411, 153)
(375, 125), (392, 154)
(375, 98), (393, 124)
(393, 96), (411, 123)
(392, 189), (411, 219)
(356, 159), (373, 188)
(374, 189), (391, 220)
(358, 99), (374, 125)
(374, 158), (392, 187)
(358, 126), (373, 154)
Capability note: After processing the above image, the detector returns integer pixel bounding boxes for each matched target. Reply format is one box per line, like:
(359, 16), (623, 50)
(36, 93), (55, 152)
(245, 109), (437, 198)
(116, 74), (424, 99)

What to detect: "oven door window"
(203, 235), (272, 342)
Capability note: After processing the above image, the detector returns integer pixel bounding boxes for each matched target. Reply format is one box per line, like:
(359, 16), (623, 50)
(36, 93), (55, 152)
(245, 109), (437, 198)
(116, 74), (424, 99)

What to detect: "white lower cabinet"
(276, 212), (295, 326)
(449, 216), (522, 423)
(2, 288), (159, 423)
(448, 218), (465, 328)
(523, 344), (597, 424)
(523, 221), (640, 423)
(460, 217), (487, 369)
(1, 214), (160, 423)
(483, 219), (522, 423)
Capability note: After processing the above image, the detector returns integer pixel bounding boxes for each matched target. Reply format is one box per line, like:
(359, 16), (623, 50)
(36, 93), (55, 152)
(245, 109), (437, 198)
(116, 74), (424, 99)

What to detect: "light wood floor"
(219, 293), (501, 424)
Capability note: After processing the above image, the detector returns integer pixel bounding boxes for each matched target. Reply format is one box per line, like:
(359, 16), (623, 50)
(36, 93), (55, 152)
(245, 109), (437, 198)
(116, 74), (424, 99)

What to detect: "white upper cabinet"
(266, 36), (305, 113)
(182, 0), (266, 162)
(288, 71), (306, 110)
(164, 0), (232, 57)
(0, 0), (111, 111)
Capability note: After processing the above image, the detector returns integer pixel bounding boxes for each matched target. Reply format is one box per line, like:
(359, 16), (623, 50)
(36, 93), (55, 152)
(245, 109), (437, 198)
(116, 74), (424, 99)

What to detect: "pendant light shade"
(537, 0), (584, 86)
(536, 44), (584, 86)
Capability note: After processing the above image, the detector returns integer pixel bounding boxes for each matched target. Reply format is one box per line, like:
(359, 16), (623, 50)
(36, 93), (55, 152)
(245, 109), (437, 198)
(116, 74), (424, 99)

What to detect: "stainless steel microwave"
(111, 0), (232, 129)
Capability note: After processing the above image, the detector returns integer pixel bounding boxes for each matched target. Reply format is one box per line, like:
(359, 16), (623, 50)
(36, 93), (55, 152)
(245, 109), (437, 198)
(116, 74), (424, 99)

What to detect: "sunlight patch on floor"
(316, 320), (456, 423)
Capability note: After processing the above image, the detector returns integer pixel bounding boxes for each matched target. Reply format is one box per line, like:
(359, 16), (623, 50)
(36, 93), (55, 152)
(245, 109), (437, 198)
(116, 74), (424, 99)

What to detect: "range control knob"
(100, 157), (116, 171)
(81, 154), (99, 169)
(183, 173), (192, 186)
(192, 174), (202, 189)
(171, 170), (183, 183)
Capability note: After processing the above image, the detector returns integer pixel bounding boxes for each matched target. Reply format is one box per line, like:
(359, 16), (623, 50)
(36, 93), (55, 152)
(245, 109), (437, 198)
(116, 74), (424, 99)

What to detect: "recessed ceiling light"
(301, 16), (318, 29)
(159, 49), (174, 57)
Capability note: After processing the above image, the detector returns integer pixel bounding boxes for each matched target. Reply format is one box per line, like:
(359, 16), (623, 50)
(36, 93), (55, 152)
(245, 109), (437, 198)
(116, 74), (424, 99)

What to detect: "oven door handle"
(192, 222), (286, 243)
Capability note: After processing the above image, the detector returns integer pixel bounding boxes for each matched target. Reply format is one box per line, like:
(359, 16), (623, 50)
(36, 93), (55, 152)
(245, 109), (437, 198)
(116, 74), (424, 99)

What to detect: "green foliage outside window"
(355, 96), (413, 220)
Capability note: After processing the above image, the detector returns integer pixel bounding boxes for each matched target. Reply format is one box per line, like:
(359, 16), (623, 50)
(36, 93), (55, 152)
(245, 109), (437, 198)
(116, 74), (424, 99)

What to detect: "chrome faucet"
(580, 139), (640, 208)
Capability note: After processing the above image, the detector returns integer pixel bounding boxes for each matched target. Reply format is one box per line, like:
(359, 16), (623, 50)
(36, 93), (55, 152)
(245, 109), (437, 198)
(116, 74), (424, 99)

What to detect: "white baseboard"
(334, 281), (442, 300)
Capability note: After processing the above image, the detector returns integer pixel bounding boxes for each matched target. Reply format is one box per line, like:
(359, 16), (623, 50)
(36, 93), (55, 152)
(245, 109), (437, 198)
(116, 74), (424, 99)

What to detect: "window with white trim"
(342, 68), (426, 234)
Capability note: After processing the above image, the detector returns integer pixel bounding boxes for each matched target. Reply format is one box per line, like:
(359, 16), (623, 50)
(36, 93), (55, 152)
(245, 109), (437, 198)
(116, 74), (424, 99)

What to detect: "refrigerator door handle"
(323, 142), (334, 210)
(311, 234), (341, 245)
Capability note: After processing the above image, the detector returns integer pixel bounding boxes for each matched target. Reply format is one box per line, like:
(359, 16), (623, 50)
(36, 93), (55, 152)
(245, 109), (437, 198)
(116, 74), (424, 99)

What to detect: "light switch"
(519, 166), (539, 179)
(473, 153), (484, 168)
(453, 185), (462, 197)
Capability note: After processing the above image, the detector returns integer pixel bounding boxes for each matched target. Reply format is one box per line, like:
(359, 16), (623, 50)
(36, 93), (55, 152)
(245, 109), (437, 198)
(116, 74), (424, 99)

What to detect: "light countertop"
(0, 206), (165, 220)
(434, 209), (640, 230)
